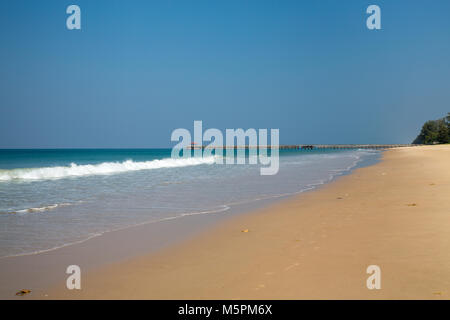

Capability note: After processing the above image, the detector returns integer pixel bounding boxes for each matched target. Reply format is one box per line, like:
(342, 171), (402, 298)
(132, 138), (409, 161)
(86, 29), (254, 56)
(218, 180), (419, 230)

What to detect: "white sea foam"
(0, 150), (382, 258)
(0, 157), (216, 182)
(11, 202), (73, 214)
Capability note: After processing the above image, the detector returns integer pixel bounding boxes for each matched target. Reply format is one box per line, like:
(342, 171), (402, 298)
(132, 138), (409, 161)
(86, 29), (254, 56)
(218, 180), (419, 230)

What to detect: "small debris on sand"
(15, 289), (31, 296)
(406, 203), (417, 207)
(241, 229), (249, 233)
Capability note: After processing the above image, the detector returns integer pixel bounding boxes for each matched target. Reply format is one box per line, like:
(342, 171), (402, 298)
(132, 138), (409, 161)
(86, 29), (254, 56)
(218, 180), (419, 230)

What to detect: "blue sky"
(1, 0), (449, 148)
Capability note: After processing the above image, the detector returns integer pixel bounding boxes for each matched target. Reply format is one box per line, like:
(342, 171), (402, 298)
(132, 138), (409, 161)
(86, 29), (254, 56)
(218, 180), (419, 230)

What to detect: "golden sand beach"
(49, 145), (450, 299)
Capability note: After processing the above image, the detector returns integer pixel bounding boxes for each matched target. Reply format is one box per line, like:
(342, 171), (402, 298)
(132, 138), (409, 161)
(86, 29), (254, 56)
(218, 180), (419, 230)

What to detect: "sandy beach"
(41, 145), (449, 299)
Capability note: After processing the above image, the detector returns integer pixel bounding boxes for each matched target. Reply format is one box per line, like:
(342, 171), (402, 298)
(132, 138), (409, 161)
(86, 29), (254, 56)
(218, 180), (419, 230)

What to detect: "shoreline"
(2, 145), (449, 299)
(0, 148), (377, 260)
(0, 148), (378, 260)
(0, 150), (379, 299)
(48, 145), (450, 299)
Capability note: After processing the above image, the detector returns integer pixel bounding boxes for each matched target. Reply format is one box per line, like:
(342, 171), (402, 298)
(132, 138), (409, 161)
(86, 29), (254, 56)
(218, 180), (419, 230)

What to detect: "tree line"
(413, 113), (450, 144)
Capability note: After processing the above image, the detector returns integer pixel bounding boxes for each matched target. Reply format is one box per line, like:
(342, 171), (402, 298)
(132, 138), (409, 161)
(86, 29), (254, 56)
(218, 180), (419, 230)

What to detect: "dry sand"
(50, 145), (450, 299)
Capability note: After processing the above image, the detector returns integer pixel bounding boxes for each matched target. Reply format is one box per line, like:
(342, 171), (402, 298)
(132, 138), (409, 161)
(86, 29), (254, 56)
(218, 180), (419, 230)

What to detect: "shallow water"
(0, 148), (380, 257)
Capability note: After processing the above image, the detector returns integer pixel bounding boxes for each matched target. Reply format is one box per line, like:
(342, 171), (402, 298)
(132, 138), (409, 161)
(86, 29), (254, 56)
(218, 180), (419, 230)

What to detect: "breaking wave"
(0, 157), (216, 182)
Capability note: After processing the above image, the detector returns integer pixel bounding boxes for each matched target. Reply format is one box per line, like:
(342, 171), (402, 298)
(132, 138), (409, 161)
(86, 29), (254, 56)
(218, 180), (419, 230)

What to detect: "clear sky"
(1, 0), (449, 148)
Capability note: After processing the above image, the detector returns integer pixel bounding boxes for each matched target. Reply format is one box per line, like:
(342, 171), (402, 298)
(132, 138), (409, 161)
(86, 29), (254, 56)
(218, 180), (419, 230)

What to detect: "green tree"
(437, 119), (449, 144)
(413, 120), (439, 144)
(446, 113), (450, 142)
(413, 114), (450, 144)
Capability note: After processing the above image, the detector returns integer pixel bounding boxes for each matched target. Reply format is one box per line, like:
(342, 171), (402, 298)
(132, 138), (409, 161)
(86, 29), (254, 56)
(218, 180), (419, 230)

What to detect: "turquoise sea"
(0, 148), (380, 257)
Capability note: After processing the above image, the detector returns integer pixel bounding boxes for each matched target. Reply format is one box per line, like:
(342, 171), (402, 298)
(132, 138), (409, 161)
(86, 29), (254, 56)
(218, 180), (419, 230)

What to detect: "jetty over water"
(188, 144), (418, 150)
(298, 144), (416, 150)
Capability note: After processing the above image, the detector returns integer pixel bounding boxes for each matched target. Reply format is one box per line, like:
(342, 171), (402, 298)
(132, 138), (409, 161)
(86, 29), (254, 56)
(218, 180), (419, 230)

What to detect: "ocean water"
(0, 148), (380, 258)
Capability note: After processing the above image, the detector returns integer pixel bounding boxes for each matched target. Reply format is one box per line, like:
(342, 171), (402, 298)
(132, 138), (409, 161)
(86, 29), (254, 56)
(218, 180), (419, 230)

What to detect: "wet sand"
(43, 145), (450, 299)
